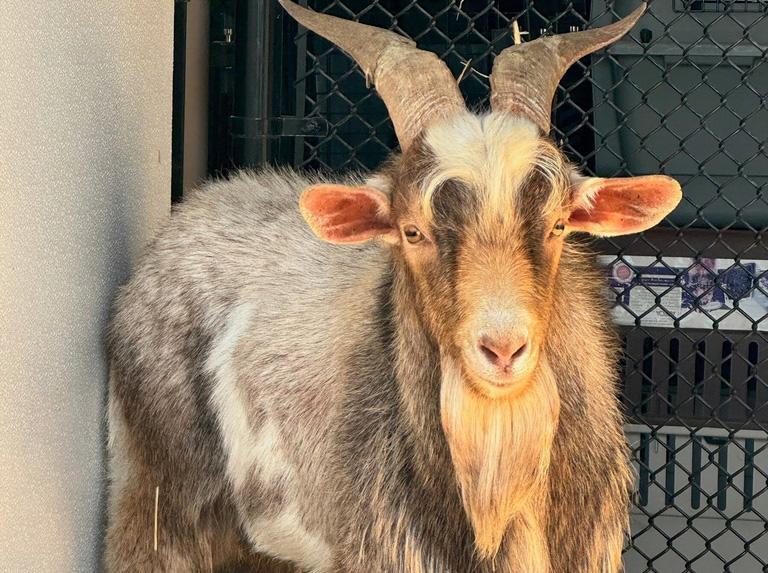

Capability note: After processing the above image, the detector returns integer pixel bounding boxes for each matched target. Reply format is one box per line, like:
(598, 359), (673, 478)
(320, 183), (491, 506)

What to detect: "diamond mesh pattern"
(281, 0), (768, 568)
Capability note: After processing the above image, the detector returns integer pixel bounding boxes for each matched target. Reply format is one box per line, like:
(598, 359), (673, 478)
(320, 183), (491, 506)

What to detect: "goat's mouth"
(459, 346), (539, 399)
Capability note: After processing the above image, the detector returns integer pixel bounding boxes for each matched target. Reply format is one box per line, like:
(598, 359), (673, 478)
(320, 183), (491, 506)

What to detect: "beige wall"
(0, 2), (173, 570)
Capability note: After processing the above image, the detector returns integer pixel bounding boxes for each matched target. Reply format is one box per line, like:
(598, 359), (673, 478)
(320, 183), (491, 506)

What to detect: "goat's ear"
(300, 184), (398, 244)
(568, 175), (682, 237)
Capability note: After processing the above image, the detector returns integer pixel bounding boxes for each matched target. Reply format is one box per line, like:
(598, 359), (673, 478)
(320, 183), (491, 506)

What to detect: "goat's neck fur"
(389, 256), (560, 564)
(350, 239), (632, 572)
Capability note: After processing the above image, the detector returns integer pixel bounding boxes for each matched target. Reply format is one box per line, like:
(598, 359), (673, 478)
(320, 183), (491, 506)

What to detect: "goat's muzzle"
(460, 313), (538, 397)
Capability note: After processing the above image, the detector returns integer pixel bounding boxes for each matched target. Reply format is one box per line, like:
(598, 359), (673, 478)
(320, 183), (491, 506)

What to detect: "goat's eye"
(403, 225), (424, 244)
(551, 219), (566, 237)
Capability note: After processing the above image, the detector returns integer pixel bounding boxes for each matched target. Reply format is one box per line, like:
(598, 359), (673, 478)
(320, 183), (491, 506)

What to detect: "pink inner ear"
(300, 184), (394, 244)
(569, 175), (682, 237)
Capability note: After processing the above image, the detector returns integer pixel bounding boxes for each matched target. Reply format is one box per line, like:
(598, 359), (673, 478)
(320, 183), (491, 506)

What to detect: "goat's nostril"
(478, 335), (527, 369)
(479, 342), (501, 365)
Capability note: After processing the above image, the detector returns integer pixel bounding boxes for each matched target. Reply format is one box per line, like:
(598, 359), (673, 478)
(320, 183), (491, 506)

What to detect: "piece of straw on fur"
(153, 485), (159, 551)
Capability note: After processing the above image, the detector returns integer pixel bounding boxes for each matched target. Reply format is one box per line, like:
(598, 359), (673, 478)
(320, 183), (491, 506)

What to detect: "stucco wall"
(0, 2), (173, 569)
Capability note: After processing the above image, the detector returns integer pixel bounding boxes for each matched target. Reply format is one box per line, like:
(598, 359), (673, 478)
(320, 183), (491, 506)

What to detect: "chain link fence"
(214, 0), (768, 569)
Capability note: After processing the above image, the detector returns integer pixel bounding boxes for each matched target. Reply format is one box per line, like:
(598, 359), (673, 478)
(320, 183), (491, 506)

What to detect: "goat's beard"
(440, 354), (560, 563)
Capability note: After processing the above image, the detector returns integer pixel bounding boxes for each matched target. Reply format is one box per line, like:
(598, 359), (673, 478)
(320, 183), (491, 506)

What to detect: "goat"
(105, 2), (681, 571)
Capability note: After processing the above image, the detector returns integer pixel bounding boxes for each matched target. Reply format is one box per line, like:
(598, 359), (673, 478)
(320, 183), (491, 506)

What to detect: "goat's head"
(286, 0), (681, 397)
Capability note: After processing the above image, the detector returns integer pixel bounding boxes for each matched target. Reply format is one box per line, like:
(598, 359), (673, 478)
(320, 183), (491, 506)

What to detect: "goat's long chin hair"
(440, 354), (560, 565)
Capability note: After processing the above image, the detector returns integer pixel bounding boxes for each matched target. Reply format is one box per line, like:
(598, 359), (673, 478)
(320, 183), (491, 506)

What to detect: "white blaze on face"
(422, 113), (543, 219)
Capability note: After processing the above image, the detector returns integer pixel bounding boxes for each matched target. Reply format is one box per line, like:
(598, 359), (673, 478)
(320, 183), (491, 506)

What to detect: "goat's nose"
(478, 334), (528, 371)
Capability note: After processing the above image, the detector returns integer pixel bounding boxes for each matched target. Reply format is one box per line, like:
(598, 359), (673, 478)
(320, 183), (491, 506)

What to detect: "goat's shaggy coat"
(106, 3), (681, 571)
(107, 117), (641, 572)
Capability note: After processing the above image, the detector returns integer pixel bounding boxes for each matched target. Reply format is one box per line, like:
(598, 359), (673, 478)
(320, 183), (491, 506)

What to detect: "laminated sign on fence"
(600, 255), (768, 332)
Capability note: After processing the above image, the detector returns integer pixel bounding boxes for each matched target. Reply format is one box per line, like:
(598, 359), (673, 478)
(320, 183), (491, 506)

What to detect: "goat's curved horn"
(490, 3), (646, 134)
(280, 0), (465, 151)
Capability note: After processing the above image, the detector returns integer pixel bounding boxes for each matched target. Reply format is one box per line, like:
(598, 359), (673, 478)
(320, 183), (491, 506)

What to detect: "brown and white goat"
(105, 2), (681, 571)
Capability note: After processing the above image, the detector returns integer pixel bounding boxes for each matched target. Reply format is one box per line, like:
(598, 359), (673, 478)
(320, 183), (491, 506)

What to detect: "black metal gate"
(209, 1), (768, 569)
